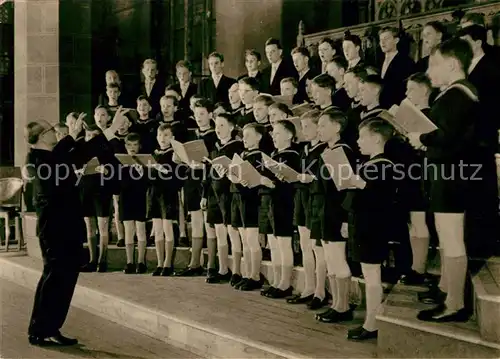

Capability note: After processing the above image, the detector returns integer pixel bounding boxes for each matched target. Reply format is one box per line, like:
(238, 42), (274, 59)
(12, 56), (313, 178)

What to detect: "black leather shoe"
(97, 262), (107, 273)
(161, 267), (173, 276)
(230, 274), (242, 287)
(136, 262), (147, 274)
(152, 267), (163, 276)
(240, 279), (262, 291)
(174, 266), (204, 277)
(206, 268), (220, 283)
(347, 326), (378, 340)
(266, 286), (293, 298)
(316, 308), (353, 323)
(261, 286), (276, 296)
(234, 278), (248, 290)
(286, 293), (314, 304)
(417, 304), (470, 322)
(418, 286), (446, 305)
(29, 333), (78, 346)
(218, 270), (232, 283)
(400, 270), (426, 286)
(123, 263), (135, 274)
(307, 296), (328, 310)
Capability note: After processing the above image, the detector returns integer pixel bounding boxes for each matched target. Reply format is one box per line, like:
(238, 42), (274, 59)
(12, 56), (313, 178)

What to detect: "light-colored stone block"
(27, 66), (43, 94)
(27, 35), (58, 64)
(42, 1), (59, 34)
(26, 95), (59, 123)
(44, 65), (59, 94)
(26, 3), (42, 35)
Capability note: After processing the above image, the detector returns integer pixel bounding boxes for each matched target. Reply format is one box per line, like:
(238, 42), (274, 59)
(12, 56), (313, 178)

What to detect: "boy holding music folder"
(114, 133), (158, 274)
(342, 118), (401, 341)
(172, 99), (217, 277)
(259, 120), (301, 299)
(201, 113), (244, 285)
(407, 38), (479, 323)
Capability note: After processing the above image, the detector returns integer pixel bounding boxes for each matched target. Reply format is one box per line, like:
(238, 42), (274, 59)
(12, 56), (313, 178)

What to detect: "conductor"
(25, 109), (128, 346)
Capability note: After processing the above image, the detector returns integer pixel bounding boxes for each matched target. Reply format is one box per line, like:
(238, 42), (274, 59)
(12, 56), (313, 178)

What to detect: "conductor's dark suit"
(261, 59), (298, 95)
(138, 78), (166, 117)
(27, 134), (115, 338)
(198, 75), (236, 105)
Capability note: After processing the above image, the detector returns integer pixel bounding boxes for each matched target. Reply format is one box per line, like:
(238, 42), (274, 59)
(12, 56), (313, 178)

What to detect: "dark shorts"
(348, 212), (390, 264)
(119, 188), (147, 222)
(309, 195), (344, 243)
(81, 186), (113, 218)
(232, 192), (259, 228)
(146, 187), (179, 220)
(269, 191), (295, 237)
(206, 190), (232, 225)
(428, 163), (467, 213)
(183, 179), (202, 212)
(259, 194), (273, 235)
(293, 188), (309, 227)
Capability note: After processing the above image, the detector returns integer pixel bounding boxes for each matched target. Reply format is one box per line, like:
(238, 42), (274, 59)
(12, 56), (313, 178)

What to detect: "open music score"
(321, 147), (364, 191)
(171, 139), (209, 165)
(228, 154), (264, 188)
(387, 99), (438, 136)
(261, 153), (300, 183)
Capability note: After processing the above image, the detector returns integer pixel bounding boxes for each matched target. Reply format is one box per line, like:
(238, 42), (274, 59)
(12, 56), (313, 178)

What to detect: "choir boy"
(314, 109), (357, 322)
(149, 124), (184, 276)
(325, 56), (352, 111)
(291, 47), (317, 104)
(156, 95), (188, 143)
(198, 52), (236, 105)
(98, 70), (124, 107)
(133, 96), (159, 154)
(343, 33), (364, 70)
(345, 118), (399, 340)
(408, 38), (479, 322)
(203, 113), (244, 284)
(253, 94), (275, 153)
(378, 27), (415, 108)
(119, 133), (149, 274)
(230, 123), (267, 290)
(310, 74), (335, 111)
(358, 74), (384, 120)
(171, 60), (198, 117)
(416, 22), (446, 73)
(318, 37), (338, 74)
(237, 77), (260, 128)
(398, 72), (434, 286)
(228, 83), (243, 113)
(286, 110), (327, 308)
(104, 83), (123, 116)
(175, 99), (218, 277)
(259, 121), (301, 299)
(268, 102), (293, 127)
(280, 77), (301, 105)
(262, 38), (298, 95)
(238, 49), (264, 91)
(138, 59), (164, 117)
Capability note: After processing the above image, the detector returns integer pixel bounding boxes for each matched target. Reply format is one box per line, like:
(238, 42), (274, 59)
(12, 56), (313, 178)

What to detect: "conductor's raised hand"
(69, 114), (84, 139)
(110, 107), (131, 130)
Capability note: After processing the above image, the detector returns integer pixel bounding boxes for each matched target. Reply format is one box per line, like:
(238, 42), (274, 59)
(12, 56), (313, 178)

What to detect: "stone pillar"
(14, 0), (59, 166)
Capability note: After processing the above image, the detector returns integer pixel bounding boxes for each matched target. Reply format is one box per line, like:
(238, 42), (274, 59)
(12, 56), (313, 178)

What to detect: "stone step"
(377, 284), (500, 358)
(486, 257), (500, 288)
(0, 255), (377, 359)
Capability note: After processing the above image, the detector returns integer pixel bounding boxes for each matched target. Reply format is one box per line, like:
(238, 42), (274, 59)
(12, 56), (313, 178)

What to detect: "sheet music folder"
(261, 153), (300, 183)
(228, 153), (264, 189)
(171, 139), (209, 164)
(388, 99), (438, 135)
(321, 147), (364, 191)
(115, 154), (157, 166)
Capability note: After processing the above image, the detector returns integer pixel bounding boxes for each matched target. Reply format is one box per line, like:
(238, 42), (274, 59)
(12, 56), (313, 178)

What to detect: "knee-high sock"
(85, 217), (97, 263)
(189, 211), (204, 268)
(163, 220), (175, 268)
(299, 227), (315, 297)
(247, 228), (262, 281)
(444, 256), (467, 311)
(136, 222), (147, 264)
(215, 224), (229, 275)
(98, 221), (110, 264)
(153, 220), (165, 267)
(206, 237), (217, 269)
(327, 275), (337, 309)
(228, 226), (242, 275)
(410, 236), (430, 274)
(124, 221), (135, 264)
(362, 263), (383, 332)
(240, 228), (251, 278)
(113, 196), (124, 241)
(438, 248), (447, 293)
(268, 235), (281, 287)
(312, 244), (327, 300)
(178, 192), (187, 238)
(278, 237), (293, 290)
(326, 242), (351, 312)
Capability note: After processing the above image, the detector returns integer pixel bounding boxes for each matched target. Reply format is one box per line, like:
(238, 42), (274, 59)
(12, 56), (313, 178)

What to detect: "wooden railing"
(298, 0), (500, 64)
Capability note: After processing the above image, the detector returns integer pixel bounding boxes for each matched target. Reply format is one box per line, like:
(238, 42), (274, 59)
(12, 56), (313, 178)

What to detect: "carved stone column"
(14, 0), (60, 166)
